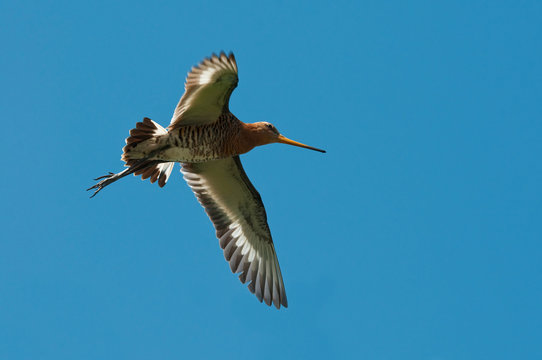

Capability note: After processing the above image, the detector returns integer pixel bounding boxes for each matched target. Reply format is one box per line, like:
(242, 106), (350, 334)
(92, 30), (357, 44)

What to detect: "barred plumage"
(155, 112), (242, 163)
(88, 52), (325, 309)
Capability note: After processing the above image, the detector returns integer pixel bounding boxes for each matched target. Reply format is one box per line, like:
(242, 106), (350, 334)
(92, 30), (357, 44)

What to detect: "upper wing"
(181, 157), (288, 309)
(169, 52), (238, 129)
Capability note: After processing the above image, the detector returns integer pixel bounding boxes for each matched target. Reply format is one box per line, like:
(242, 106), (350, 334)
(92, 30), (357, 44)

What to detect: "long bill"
(277, 134), (326, 153)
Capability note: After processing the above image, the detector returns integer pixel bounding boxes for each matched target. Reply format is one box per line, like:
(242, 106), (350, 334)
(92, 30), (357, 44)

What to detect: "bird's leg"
(86, 159), (159, 198)
(87, 168), (131, 198)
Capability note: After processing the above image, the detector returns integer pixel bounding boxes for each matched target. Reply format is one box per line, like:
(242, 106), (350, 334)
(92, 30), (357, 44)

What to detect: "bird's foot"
(87, 172), (116, 198)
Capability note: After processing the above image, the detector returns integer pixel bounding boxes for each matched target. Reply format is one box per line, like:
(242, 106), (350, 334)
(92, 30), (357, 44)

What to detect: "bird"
(87, 52), (325, 309)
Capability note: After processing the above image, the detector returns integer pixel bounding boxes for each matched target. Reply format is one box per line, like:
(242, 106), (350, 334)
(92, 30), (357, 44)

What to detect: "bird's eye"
(266, 124), (273, 129)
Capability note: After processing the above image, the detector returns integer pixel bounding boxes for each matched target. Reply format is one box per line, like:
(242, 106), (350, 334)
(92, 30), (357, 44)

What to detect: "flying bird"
(88, 52), (325, 308)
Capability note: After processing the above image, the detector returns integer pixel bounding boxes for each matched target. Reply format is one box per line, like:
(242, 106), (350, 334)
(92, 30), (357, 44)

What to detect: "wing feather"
(169, 52), (238, 129)
(181, 156), (288, 309)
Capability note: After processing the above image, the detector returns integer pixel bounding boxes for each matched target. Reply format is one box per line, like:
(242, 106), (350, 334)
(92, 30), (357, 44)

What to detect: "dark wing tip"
(180, 158), (289, 309)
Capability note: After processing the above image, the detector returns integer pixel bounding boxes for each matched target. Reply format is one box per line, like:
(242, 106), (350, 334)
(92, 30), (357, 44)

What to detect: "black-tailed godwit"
(88, 52), (325, 308)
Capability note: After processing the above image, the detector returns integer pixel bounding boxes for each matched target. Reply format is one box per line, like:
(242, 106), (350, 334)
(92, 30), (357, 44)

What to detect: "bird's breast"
(159, 116), (241, 162)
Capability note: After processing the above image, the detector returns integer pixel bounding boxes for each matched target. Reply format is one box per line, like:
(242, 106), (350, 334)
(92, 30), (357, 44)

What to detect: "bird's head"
(248, 122), (326, 153)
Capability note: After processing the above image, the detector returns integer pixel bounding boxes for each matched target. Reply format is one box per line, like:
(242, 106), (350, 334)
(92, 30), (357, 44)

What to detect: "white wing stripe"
(169, 52), (239, 128)
(181, 157), (288, 308)
(235, 235), (247, 247)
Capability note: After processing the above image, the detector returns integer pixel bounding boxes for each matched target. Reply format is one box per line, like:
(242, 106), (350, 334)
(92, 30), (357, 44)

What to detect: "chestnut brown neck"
(235, 122), (274, 155)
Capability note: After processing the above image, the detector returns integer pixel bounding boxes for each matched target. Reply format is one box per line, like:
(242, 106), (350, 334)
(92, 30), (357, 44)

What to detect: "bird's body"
(124, 113), (240, 163)
(88, 52), (325, 309)
(124, 113), (272, 164)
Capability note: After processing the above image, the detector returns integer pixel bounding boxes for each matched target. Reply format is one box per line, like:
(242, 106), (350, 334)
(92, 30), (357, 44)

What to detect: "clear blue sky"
(1, 1), (541, 359)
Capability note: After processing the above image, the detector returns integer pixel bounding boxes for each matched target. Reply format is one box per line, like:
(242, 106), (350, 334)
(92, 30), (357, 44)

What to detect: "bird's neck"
(236, 122), (271, 155)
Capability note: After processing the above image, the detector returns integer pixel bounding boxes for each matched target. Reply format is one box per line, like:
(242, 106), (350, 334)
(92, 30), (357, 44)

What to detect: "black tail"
(88, 117), (176, 198)
(87, 159), (163, 198)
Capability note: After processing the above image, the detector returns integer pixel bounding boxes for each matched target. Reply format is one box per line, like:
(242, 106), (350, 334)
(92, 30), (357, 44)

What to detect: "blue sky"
(1, 0), (541, 359)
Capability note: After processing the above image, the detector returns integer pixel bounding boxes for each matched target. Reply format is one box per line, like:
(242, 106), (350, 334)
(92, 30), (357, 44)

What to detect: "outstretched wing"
(169, 52), (238, 129)
(181, 157), (288, 309)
